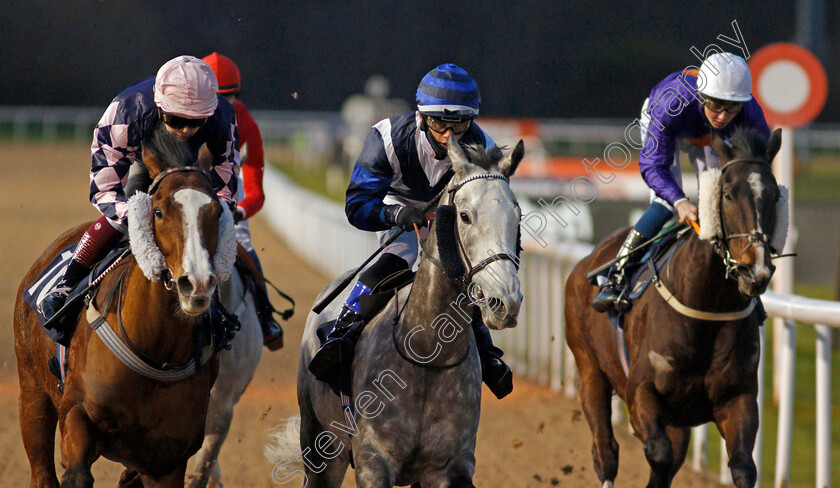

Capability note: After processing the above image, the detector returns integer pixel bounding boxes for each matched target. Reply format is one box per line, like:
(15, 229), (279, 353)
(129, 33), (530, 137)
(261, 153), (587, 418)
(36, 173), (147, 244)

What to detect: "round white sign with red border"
(749, 43), (827, 128)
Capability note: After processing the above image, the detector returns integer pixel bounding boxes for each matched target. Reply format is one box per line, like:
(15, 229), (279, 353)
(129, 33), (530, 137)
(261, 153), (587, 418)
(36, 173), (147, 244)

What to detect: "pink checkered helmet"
(154, 55), (219, 118)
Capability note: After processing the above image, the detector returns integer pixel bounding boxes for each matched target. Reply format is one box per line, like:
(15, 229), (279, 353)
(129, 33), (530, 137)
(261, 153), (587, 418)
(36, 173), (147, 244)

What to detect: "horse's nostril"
(177, 276), (194, 296)
(488, 297), (505, 316)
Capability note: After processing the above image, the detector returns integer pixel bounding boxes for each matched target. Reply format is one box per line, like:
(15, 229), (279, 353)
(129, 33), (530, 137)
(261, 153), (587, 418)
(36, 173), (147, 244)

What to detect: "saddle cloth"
(22, 243), (129, 346)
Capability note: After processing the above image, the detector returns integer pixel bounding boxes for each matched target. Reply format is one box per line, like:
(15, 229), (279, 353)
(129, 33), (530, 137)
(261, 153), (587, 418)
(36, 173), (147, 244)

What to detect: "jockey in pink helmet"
(39, 55), (240, 321)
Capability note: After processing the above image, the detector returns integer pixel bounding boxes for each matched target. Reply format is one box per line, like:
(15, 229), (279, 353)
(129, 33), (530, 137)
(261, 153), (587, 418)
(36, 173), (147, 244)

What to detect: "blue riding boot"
(308, 305), (363, 380)
(308, 280), (371, 380)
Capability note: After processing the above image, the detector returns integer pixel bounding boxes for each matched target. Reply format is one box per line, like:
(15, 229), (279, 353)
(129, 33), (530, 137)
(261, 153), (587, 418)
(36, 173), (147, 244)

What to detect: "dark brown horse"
(14, 128), (238, 487)
(565, 127), (785, 488)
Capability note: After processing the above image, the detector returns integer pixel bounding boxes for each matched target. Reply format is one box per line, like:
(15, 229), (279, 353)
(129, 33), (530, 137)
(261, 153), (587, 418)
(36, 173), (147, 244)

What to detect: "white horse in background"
(187, 263), (263, 488)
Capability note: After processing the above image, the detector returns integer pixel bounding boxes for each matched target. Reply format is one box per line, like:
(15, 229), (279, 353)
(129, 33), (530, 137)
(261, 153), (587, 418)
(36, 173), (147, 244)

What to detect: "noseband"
(713, 158), (776, 279)
(443, 173), (519, 289)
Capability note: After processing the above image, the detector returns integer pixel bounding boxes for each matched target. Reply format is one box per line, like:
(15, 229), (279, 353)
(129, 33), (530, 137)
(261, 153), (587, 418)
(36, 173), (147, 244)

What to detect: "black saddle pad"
(589, 228), (686, 304)
(22, 243), (130, 346)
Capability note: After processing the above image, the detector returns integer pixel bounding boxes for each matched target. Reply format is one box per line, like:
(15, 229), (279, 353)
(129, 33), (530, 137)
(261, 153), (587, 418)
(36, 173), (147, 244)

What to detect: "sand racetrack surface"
(0, 142), (724, 487)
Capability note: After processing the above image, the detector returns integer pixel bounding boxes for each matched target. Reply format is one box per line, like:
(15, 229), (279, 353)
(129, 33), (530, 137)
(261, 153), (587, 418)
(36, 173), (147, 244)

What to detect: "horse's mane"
(726, 126), (767, 161)
(145, 124), (197, 168)
(462, 143), (504, 172)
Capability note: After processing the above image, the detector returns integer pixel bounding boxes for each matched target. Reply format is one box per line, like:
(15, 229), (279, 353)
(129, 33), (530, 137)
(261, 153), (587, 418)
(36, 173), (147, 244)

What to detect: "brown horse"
(14, 128), (238, 487)
(565, 127), (785, 488)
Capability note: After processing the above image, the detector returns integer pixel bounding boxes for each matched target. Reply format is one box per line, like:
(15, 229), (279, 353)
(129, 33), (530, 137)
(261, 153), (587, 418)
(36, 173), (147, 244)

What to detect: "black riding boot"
(473, 311), (513, 399)
(308, 305), (363, 380)
(39, 259), (91, 321)
(253, 281), (284, 351)
(591, 229), (647, 313)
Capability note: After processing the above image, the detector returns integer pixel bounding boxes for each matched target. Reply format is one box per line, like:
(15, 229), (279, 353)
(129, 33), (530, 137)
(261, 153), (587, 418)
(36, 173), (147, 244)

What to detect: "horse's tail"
(265, 415), (307, 485)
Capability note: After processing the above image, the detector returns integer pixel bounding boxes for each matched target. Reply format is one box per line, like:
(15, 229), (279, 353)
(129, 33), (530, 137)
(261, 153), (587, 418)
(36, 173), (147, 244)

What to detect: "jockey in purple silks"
(592, 53), (771, 313)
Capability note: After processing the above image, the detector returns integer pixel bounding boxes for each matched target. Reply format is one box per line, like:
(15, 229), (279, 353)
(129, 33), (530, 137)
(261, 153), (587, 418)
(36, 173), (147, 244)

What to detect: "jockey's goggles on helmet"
(425, 115), (472, 135)
(702, 97), (744, 115)
(160, 111), (207, 129)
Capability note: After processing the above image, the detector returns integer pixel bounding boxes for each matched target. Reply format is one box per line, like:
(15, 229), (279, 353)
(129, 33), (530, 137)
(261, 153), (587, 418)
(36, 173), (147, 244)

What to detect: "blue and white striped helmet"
(416, 63), (481, 119)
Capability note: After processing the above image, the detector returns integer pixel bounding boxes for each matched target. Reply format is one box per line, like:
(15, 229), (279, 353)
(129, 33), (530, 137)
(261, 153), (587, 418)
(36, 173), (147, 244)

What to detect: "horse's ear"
(142, 146), (166, 181)
(448, 137), (472, 179)
(709, 130), (733, 163)
(766, 128), (782, 163)
(498, 140), (525, 178)
(197, 145), (213, 173)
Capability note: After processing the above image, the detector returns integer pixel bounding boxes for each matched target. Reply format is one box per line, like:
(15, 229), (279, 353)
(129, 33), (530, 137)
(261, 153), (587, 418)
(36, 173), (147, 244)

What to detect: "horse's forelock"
(462, 143), (504, 172)
(728, 126), (768, 162)
(146, 124), (197, 169)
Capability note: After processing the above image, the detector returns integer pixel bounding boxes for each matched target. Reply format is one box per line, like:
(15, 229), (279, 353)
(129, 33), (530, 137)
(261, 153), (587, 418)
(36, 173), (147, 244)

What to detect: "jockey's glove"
(384, 204), (427, 231)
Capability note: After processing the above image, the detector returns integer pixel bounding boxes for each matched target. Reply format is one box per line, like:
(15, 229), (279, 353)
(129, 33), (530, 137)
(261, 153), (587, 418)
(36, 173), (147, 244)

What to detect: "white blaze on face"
(173, 189), (215, 282)
(747, 173), (771, 278)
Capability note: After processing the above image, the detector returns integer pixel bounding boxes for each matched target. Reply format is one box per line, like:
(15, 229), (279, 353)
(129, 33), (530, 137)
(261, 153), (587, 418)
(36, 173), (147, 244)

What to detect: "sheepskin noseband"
(697, 168), (790, 252)
(127, 192), (237, 282)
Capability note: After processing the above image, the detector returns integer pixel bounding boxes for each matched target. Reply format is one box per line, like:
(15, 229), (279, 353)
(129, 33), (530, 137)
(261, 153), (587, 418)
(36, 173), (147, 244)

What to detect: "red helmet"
(202, 52), (241, 95)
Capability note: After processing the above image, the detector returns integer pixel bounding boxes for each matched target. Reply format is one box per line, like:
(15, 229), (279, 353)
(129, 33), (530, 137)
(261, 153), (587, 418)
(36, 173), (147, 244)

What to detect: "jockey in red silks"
(203, 52), (284, 351)
(591, 53), (771, 313)
(39, 56), (240, 321)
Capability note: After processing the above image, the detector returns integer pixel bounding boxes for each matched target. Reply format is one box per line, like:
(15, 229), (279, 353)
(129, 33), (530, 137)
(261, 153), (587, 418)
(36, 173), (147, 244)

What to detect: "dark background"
(3, 1), (834, 121)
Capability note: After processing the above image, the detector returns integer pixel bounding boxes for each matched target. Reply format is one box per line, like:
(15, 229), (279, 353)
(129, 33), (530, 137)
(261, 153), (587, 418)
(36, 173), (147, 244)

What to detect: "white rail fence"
(6, 105), (840, 158)
(262, 167), (836, 488)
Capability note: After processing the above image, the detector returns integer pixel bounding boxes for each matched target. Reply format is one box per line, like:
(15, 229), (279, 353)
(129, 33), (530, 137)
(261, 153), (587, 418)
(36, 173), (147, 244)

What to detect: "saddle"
(23, 242), (131, 347)
(589, 227), (688, 320)
(317, 269), (416, 396)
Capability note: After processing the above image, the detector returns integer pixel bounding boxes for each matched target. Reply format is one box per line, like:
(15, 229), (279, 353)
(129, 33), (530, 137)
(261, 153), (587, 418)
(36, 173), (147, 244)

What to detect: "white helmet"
(698, 53), (752, 102)
(154, 55), (219, 118)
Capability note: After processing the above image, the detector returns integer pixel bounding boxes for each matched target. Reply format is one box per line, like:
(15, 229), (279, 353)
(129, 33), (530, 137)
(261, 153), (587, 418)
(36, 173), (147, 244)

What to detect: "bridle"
(147, 166), (215, 288)
(430, 173), (520, 290)
(148, 166), (211, 195)
(712, 158), (777, 279)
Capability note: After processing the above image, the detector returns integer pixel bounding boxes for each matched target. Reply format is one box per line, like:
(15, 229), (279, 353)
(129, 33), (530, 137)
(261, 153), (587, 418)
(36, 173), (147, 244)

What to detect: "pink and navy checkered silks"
(89, 76), (240, 230)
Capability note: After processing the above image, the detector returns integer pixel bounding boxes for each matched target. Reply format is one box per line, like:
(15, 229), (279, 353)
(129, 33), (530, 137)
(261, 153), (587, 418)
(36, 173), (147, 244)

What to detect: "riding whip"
(311, 188), (446, 314)
(585, 223), (687, 280)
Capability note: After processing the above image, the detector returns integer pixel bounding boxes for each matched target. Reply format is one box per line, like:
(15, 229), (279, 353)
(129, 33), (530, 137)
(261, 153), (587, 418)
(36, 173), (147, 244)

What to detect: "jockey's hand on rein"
(675, 200), (698, 226)
(384, 204), (427, 231)
(234, 208), (245, 224)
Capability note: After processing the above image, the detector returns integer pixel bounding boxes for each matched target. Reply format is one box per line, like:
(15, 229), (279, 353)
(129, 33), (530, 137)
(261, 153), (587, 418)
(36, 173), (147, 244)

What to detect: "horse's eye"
(460, 212), (471, 224)
(723, 192), (732, 201)
(154, 208), (163, 219)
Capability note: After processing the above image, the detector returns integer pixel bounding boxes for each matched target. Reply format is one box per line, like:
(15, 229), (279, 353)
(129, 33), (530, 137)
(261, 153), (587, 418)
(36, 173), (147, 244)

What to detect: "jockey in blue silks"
(591, 53), (771, 313)
(308, 63), (514, 399)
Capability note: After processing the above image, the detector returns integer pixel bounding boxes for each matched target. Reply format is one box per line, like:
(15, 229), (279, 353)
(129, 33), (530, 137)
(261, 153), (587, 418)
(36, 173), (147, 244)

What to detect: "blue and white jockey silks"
(639, 70), (770, 210)
(90, 77), (240, 232)
(345, 111), (494, 265)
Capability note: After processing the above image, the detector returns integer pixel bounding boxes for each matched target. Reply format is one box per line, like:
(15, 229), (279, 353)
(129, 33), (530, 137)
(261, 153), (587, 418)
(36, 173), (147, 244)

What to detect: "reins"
(392, 172), (517, 370)
(391, 284), (472, 370)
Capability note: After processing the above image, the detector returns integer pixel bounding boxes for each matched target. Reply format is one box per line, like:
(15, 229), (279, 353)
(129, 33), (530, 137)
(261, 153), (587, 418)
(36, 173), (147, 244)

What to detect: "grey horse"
(276, 139), (524, 487)
(187, 264), (263, 487)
